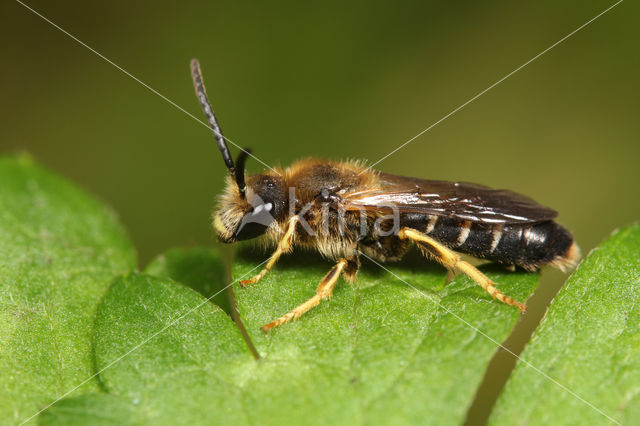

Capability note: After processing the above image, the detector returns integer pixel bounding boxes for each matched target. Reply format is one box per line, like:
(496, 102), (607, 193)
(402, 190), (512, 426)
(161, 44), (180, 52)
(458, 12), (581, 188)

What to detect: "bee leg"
(342, 256), (360, 283)
(435, 268), (458, 292)
(261, 257), (351, 332)
(240, 215), (299, 287)
(444, 269), (456, 285)
(398, 227), (527, 313)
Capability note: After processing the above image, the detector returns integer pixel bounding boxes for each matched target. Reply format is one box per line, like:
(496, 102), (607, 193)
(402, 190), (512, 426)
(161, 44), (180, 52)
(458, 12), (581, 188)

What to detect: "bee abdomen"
(487, 221), (577, 270)
(417, 215), (578, 271)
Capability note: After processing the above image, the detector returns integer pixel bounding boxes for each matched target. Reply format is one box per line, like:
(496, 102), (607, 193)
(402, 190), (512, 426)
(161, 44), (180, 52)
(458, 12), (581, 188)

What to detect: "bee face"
(214, 174), (287, 243)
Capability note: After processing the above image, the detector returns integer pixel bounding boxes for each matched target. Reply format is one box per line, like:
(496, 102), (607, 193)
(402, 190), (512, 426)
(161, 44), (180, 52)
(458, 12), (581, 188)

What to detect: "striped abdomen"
(401, 214), (578, 271)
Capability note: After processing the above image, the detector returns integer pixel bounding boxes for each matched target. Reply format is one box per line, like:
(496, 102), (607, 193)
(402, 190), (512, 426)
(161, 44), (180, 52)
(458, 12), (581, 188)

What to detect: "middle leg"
(261, 256), (358, 332)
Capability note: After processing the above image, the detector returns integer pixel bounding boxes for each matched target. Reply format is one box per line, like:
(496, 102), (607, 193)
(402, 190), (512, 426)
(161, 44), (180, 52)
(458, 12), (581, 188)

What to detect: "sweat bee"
(191, 59), (580, 332)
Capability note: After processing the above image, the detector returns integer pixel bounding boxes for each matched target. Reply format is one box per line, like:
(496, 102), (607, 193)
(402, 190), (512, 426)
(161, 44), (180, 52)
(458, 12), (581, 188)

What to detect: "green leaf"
(92, 273), (254, 425)
(144, 247), (231, 315)
(233, 250), (538, 425)
(490, 223), (640, 425)
(44, 247), (539, 425)
(38, 394), (142, 426)
(0, 156), (136, 423)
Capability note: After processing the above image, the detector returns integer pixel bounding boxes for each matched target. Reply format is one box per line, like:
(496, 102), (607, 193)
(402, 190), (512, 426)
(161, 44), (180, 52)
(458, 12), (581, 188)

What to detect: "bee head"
(191, 59), (287, 243)
(214, 171), (287, 243)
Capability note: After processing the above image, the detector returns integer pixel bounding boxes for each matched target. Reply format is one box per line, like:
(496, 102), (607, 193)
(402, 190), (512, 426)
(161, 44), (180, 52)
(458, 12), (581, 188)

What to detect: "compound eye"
(233, 203), (275, 241)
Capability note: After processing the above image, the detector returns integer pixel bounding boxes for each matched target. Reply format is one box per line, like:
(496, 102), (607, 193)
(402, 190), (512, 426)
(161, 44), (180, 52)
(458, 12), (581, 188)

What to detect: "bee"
(191, 59), (580, 332)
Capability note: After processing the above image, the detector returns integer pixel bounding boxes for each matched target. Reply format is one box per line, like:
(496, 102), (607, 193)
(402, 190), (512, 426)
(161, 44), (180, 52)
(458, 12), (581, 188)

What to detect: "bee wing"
(343, 173), (558, 224)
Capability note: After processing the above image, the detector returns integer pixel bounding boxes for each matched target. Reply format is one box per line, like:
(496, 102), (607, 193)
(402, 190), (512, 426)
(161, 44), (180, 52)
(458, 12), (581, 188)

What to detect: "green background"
(1, 0), (638, 423)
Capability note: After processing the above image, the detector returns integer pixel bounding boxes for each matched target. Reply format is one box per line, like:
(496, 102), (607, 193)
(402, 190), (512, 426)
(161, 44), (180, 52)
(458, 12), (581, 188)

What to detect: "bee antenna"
(235, 148), (251, 198)
(190, 58), (235, 175)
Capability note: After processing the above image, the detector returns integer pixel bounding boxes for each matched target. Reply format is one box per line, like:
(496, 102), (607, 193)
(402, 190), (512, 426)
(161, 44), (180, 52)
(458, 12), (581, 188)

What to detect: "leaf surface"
(490, 224), (640, 426)
(0, 156), (136, 423)
(44, 247), (539, 425)
(233, 250), (538, 425)
(145, 247), (231, 314)
(93, 273), (253, 425)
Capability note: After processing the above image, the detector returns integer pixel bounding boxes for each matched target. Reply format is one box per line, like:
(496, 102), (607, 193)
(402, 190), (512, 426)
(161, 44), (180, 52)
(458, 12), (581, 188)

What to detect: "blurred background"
(1, 0), (638, 423)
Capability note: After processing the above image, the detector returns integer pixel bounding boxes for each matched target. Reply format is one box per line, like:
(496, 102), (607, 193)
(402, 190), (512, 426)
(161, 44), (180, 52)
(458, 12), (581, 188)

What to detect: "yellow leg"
(398, 227), (527, 313)
(240, 215), (299, 287)
(262, 258), (349, 332)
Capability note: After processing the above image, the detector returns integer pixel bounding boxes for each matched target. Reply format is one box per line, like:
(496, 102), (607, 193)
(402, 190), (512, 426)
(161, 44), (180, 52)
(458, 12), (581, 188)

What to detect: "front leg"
(261, 255), (359, 332)
(240, 215), (299, 286)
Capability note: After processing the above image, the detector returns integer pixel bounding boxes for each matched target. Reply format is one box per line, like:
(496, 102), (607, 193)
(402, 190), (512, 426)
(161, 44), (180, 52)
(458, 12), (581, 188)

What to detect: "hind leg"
(398, 227), (527, 312)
